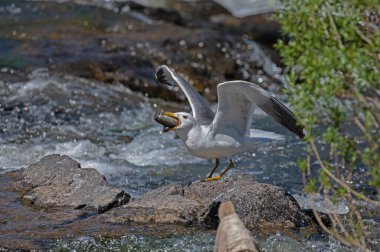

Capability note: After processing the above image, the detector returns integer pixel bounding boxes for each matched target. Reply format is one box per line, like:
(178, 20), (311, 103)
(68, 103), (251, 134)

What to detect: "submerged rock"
(14, 154), (130, 213)
(104, 175), (314, 232)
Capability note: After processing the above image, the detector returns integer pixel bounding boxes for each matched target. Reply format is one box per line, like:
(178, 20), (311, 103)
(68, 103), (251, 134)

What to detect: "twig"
(354, 116), (377, 149)
(326, 3), (343, 47)
(312, 209), (353, 247)
(323, 188), (351, 240)
(311, 140), (379, 206)
(355, 27), (373, 45)
(347, 191), (369, 247)
(356, 93), (380, 127)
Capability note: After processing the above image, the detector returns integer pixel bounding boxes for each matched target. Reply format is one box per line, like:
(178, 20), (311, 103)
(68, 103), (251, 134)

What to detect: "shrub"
(276, 0), (379, 250)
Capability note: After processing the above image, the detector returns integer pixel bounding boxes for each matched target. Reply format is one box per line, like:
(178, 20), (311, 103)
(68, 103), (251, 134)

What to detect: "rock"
(0, 156), (321, 251)
(104, 175), (314, 232)
(186, 176), (308, 230)
(0, 168), (201, 251)
(0, 0), (284, 102)
(15, 154), (130, 213)
(103, 183), (202, 226)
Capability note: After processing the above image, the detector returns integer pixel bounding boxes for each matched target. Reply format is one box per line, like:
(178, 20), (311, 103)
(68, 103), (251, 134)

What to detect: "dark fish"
(154, 109), (179, 132)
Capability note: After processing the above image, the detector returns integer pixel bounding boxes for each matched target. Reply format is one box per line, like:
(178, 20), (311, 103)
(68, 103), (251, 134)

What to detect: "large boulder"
(104, 175), (314, 232)
(15, 154), (130, 213)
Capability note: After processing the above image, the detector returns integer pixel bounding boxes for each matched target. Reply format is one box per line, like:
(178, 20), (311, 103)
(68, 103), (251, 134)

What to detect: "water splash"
(293, 194), (349, 215)
(51, 231), (350, 252)
(52, 234), (215, 252)
(114, 129), (205, 167)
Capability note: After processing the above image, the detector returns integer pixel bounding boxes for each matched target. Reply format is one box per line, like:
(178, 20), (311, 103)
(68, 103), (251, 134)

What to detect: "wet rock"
(0, 156), (322, 251)
(0, 0), (284, 102)
(15, 154), (130, 213)
(0, 169), (204, 251)
(104, 175), (315, 232)
(103, 183), (201, 226)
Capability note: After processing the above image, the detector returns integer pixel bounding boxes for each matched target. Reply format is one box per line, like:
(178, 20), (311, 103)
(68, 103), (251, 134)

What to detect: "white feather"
(249, 129), (285, 142)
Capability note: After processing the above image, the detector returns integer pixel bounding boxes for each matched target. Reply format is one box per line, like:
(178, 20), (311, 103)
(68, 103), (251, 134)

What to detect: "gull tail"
(249, 129), (285, 142)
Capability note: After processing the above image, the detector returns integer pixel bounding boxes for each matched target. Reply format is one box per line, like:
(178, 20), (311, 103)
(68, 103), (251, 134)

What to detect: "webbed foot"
(204, 175), (222, 182)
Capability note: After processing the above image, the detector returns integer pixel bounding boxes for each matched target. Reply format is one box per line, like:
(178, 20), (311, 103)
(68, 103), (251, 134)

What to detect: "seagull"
(155, 65), (305, 181)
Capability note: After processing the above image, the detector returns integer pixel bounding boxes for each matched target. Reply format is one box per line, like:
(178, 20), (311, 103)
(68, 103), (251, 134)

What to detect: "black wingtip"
(270, 97), (306, 139)
(155, 66), (166, 83)
(155, 65), (176, 87)
(297, 127), (306, 139)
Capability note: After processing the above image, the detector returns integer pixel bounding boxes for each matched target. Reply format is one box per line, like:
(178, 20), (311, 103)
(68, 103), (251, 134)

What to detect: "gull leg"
(220, 159), (235, 177)
(206, 158), (220, 179)
(206, 159), (234, 181)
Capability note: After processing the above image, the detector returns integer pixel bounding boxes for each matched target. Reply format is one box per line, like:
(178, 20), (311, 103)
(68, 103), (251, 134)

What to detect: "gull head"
(161, 112), (195, 133)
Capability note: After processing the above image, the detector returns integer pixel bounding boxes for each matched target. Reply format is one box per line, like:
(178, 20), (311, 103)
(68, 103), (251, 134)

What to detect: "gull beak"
(163, 112), (181, 132)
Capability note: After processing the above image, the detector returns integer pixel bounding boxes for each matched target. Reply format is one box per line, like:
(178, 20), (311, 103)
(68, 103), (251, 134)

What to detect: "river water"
(0, 0), (377, 251)
(0, 68), (306, 197)
(0, 67), (348, 252)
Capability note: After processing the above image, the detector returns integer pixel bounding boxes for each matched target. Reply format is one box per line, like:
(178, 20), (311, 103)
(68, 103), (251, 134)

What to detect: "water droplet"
(179, 40), (187, 48)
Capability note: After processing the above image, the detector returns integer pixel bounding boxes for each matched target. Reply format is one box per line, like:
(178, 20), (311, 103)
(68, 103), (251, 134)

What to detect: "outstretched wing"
(155, 65), (214, 125)
(211, 81), (305, 138)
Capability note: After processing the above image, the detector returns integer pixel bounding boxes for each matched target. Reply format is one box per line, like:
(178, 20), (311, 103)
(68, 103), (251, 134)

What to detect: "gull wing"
(155, 65), (214, 125)
(211, 81), (305, 138)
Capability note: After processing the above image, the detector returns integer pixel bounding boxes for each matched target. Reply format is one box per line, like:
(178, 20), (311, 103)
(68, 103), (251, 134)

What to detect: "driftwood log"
(214, 201), (259, 252)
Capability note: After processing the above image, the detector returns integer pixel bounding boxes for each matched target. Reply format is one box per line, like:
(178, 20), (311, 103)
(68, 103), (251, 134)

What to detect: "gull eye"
(183, 115), (188, 119)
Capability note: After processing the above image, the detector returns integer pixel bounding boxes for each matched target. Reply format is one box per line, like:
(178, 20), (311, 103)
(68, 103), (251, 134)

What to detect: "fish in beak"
(154, 109), (181, 132)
